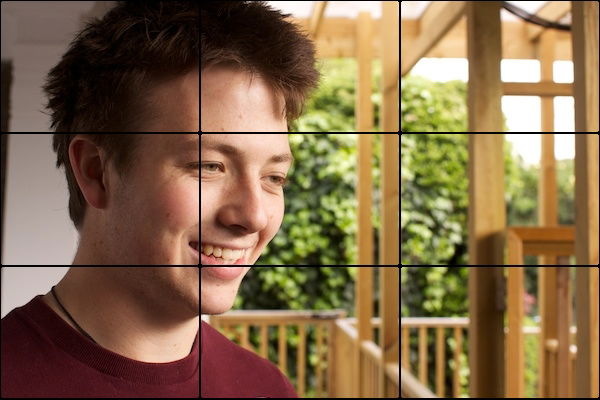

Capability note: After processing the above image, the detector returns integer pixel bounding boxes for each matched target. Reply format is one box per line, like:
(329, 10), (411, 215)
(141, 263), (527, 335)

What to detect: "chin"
(200, 299), (235, 315)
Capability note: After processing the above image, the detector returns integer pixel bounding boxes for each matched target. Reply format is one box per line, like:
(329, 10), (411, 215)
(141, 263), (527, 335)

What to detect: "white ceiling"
(401, 1), (551, 21)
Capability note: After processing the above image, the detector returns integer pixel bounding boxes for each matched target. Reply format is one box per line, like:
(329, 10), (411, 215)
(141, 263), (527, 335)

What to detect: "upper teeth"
(201, 244), (245, 261)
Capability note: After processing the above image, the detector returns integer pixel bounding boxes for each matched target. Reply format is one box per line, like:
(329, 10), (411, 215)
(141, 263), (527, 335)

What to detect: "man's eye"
(201, 163), (223, 173)
(268, 176), (287, 187)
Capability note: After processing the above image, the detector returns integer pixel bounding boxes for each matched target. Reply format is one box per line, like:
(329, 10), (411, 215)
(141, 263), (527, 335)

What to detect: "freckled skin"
(76, 134), (199, 265)
(201, 66), (287, 132)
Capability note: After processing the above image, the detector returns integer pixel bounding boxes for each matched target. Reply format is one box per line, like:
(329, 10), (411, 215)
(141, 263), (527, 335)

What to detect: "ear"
(68, 136), (108, 210)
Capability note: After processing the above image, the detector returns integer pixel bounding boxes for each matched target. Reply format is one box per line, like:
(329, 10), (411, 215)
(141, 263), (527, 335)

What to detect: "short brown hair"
(53, 134), (139, 229)
(44, 1), (199, 132)
(201, 1), (319, 122)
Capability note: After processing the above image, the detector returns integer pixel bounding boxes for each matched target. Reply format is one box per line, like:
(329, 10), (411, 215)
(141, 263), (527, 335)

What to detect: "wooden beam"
(469, 268), (504, 397)
(308, 1), (328, 39)
(506, 267), (525, 397)
(575, 134), (599, 264)
(575, 267), (600, 398)
(467, 2), (502, 132)
(502, 81), (573, 97)
(356, 12), (373, 132)
(572, 1), (599, 132)
(381, 1), (399, 132)
(468, 134), (506, 264)
(402, 19), (573, 61)
(401, 1), (465, 76)
(527, 1), (571, 41)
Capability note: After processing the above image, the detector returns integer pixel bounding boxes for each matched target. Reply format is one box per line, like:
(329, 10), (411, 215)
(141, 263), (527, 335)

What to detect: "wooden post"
(571, 1), (599, 132)
(356, 267), (373, 397)
(575, 134), (599, 265)
(380, 134), (399, 264)
(379, 267), (399, 397)
(575, 267), (600, 398)
(357, 134), (373, 265)
(467, 1), (502, 132)
(469, 267), (505, 397)
(539, 134), (558, 264)
(538, 267), (559, 397)
(356, 12), (373, 132)
(468, 134), (506, 264)
(506, 267), (524, 397)
(555, 267), (571, 397)
(381, 1), (399, 132)
(539, 31), (556, 132)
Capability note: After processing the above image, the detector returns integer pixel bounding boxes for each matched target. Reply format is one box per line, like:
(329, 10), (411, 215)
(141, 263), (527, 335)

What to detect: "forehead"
(200, 66), (287, 132)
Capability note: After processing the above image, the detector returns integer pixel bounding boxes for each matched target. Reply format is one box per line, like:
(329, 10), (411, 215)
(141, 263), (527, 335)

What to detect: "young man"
(201, 266), (297, 397)
(1, 267), (199, 398)
(200, 134), (292, 265)
(201, 1), (319, 132)
(44, 1), (198, 132)
(53, 134), (199, 265)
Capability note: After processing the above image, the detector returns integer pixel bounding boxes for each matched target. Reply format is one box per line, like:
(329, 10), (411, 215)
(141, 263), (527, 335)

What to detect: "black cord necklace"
(51, 285), (97, 344)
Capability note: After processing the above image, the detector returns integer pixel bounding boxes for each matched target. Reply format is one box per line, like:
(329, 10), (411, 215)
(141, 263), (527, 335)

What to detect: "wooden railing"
(401, 366), (438, 398)
(208, 310), (399, 398)
(401, 317), (580, 398)
(401, 317), (468, 397)
(209, 310), (346, 397)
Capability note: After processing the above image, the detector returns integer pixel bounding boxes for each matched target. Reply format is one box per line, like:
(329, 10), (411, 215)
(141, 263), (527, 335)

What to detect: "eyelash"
(201, 162), (287, 188)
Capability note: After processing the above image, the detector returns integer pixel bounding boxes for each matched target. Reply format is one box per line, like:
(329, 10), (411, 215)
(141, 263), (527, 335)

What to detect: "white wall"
(2, 134), (78, 265)
(1, 266), (69, 317)
(1, 2), (114, 132)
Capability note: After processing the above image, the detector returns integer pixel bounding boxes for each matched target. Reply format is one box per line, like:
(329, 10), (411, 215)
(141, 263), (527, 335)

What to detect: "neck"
(43, 268), (199, 363)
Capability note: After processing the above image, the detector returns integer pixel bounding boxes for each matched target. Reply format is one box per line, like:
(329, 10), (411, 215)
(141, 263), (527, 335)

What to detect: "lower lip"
(190, 245), (200, 260)
(202, 266), (246, 280)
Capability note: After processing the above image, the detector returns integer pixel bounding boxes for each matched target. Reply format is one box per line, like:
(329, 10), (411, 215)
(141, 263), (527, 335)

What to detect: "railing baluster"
(453, 326), (463, 398)
(436, 327), (445, 397)
(419, 326), (428, 385)
(402, 327), (410, 372)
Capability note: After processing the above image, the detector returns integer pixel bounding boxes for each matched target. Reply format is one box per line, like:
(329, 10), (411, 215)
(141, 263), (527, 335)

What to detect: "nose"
(216, 176), (269, 234)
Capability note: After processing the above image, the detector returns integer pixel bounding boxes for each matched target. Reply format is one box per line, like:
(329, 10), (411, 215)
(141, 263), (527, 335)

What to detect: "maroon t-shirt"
(1, 295), (199, 398)
(200, 321), (297, 398)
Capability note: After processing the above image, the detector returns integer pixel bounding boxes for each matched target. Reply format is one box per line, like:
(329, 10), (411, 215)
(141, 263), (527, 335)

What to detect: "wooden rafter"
(308, 1), (328, 39)
(401, 1), (465, 76)
(527, 1), (571, 41)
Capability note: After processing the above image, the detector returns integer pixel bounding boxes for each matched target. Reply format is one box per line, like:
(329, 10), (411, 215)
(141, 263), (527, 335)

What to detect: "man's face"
(200, 66), (288, 132)
(200, 134), (292, 265)
(144, 69), (199, 132)
(200, 266), (251, 314)
(103, 134), (199, 264)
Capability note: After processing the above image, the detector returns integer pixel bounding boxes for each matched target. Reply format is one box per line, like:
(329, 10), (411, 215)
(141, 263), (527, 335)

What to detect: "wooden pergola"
(401, 1), (599, 132)
(292, 1), (399, 132)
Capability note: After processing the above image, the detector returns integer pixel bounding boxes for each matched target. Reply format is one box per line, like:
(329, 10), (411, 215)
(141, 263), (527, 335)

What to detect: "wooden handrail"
(401, 366), (438, 398)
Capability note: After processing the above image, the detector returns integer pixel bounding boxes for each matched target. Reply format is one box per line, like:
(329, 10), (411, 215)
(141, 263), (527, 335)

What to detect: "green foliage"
(291, 59), (382, 132)
(401, 134), (469, 265)
(401, 75), (468, 132)
(257, 134), (382, 265)
(401, 134), (575, 265)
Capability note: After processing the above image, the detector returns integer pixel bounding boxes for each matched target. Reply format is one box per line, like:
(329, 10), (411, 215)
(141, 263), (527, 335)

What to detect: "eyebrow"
(201, 141), (294, 164)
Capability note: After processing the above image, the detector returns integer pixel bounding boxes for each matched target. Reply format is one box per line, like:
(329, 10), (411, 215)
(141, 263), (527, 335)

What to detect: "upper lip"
(200, 242), (253, 250)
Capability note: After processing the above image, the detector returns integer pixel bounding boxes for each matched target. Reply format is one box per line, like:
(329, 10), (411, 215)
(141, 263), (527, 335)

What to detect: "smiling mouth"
(189, 242), (199, 259)
(200, 243), (247, 265)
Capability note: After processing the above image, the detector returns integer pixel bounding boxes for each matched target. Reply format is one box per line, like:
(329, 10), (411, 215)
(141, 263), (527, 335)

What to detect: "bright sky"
(410, 58), (575, 132)
(505, 134), (574, 165)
